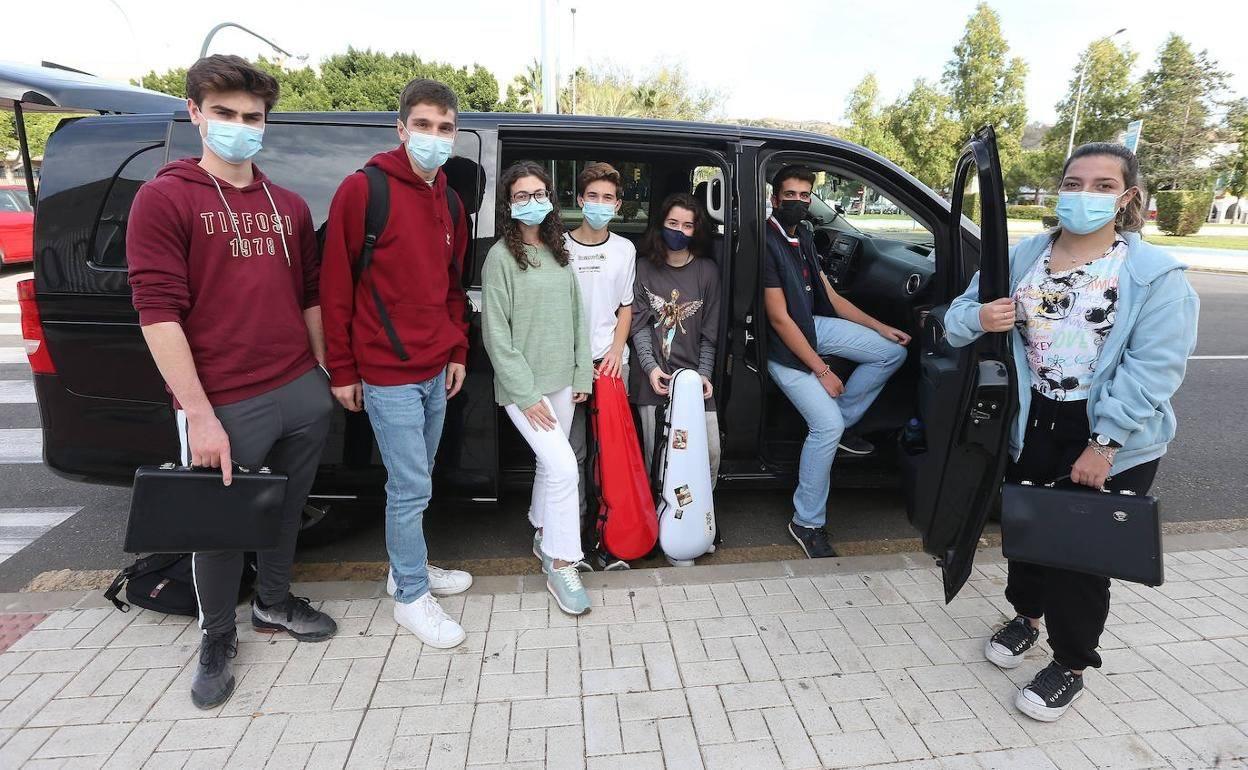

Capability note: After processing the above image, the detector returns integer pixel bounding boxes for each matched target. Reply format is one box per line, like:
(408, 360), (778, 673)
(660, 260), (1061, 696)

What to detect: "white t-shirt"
(565, 231), (637, 360)
(1014, 237), (1126, 401)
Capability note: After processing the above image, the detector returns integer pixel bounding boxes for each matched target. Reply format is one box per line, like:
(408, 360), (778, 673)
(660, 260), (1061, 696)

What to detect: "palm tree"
(510, 59), (542, 113)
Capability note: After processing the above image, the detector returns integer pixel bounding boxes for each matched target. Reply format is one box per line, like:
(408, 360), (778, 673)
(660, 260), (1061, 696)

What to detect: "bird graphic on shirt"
(645, 286), (703, 360)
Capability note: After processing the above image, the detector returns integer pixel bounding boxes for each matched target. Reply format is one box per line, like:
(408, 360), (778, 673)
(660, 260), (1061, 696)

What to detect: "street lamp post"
(570, 7), (577, 115)
(199, 23), (308, 63)
(1066, 27), (1128, 159)
(106, 0), (143, 88)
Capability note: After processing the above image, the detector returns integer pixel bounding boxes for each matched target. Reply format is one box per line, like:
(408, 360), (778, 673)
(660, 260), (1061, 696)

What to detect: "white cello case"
(655, 368), (716, 565)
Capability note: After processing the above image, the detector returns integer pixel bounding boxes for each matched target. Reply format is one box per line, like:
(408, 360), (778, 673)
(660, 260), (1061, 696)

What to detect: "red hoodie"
(127, 159), (320, 407)
(319, 146), (469, 388)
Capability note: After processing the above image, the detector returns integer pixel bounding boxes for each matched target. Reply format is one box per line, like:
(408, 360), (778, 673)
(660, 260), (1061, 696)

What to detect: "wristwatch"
(1092, 434), (1122, 449)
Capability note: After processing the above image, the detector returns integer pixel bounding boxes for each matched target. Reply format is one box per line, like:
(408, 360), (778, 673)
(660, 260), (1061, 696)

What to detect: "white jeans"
(505, 386), (583, 562)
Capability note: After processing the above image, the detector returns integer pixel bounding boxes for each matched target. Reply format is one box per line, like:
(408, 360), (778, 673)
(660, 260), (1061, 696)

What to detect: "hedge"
(1006, 204), (1055, 221)
(1155, 190), (1214, 236)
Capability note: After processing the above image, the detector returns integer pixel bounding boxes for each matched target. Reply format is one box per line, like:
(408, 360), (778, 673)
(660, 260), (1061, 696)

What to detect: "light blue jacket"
(945, 230), (1199, 474)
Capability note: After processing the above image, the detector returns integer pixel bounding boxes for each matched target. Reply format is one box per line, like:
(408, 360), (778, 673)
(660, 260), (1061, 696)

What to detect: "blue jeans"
(363, 369), (447, 603)
(768, 317), (907, 529)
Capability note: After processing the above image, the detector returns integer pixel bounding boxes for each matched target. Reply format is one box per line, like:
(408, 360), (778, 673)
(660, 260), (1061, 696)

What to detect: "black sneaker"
(837, 433), (874, 455)
(252, 594), (338, 642)
(789, 522), (837, 558)
(984, 616), (1040, 669)
(191, 629), (238, 710)
(1015, 661), (1084, 722)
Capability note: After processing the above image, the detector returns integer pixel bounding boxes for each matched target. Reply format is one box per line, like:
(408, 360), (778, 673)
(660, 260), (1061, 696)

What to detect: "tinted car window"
(91, 144), (165, 268)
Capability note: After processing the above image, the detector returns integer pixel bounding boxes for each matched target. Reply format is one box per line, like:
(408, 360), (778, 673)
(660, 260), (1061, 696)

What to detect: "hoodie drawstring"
(204, 171), (292, 267)
(261, 181), (293, 267)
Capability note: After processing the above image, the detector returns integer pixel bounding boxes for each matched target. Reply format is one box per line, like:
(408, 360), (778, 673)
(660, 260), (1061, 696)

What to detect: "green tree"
(842, 74), (904, 161)
(137, 49), (507, 112)
(1005, 146), (1062, 204)
(504, 59), (543, 113)
(942, 2), (1028, 171)
(1048, 38), (1141, 153)
(550, 63), (721, 121)
(1137, 34), (1227, 191)
(0, 112), (66, 159)
(1221, 98), (1248, 199)
(885, 79), (962, 190)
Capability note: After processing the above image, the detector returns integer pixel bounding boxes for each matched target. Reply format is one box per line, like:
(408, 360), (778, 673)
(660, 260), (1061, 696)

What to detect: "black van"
(7, 65), (1015, 599)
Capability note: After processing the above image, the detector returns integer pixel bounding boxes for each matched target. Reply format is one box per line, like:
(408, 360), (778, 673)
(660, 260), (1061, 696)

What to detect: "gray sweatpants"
(177, 368), (333, 635)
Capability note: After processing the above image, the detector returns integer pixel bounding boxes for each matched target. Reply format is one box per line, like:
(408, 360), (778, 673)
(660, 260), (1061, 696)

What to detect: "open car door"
(904, 126), (1015, 602)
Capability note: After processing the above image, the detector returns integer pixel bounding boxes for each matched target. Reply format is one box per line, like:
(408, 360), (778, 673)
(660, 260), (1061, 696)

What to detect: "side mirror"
(834, 203), (847, 216)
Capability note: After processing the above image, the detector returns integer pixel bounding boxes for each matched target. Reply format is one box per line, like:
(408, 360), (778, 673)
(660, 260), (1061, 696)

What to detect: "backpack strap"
(446, 185), (462, 230)
(354, 166), (409, 362)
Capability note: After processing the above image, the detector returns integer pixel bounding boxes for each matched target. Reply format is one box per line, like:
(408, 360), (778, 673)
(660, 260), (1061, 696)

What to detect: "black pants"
(1003, 392), (1159, 671)
(178, 368), (333, 635)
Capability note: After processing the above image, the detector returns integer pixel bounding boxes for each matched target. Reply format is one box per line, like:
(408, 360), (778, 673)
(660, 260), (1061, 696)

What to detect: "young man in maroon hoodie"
(320, 79), (473, 649)
(127, 55), (338, 710)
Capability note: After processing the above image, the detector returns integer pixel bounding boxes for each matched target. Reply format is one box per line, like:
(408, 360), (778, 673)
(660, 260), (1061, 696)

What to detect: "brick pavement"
(1, 543), (1247, 769)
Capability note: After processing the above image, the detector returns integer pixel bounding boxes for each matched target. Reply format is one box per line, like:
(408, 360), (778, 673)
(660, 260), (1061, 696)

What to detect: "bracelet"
(1087, 440), (1117, 464)
(816, 366), (832, 380)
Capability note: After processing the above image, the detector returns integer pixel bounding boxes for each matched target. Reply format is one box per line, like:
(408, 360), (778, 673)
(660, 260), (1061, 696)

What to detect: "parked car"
(0, 184), (34, 266)
(7, 64), (1014, 599)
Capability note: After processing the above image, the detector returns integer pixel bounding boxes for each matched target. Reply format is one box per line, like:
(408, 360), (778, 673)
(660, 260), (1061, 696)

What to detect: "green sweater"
(482, 241), (592, 409)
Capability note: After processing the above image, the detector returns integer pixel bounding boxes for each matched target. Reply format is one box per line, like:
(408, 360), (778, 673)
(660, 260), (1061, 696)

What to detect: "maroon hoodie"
(319, 146), (469, 388)
(127, 159), (320, 407)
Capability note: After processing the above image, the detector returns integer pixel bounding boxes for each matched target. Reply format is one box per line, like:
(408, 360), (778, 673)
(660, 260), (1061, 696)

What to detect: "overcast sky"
(7, 0), (1246, 125)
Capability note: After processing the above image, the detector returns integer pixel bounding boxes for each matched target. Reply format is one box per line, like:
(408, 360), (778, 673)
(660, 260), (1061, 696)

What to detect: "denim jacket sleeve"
(1090, 270), (1200, 444)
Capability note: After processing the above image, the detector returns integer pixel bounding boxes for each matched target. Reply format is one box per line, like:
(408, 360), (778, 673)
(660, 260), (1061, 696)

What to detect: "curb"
(3, 528), (1246, 615)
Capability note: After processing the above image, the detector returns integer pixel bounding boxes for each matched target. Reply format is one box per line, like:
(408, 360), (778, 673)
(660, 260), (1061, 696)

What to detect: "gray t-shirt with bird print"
(627, 255), (720, 409)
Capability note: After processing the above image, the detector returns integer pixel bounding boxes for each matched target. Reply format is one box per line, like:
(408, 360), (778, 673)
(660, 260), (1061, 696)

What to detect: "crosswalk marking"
(0, 429), (42, 463)
(0, 323), (19, 337)
(0, 347), (26, 365)
(0, 507), (81, 564)
(0, 380), (34, 403)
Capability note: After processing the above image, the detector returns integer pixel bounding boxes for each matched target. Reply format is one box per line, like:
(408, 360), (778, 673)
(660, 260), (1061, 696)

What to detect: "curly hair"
(640, 192), (712, 267)
(497, 161), (569, 270)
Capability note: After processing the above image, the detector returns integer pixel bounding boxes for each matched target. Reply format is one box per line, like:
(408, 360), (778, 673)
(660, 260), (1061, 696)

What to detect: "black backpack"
(104, 552), (257, 616)
(317, 165), (463, 362)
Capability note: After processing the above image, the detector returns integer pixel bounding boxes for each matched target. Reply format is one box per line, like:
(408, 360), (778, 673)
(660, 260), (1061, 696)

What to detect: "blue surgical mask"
(1056, 191), (1123, 235)
(405, 131), (454, 171)
(581, 201), (616, 230)
(203, 119), (263, 165)
(661, 227), (692, 252)
(511, 197), (554, 226)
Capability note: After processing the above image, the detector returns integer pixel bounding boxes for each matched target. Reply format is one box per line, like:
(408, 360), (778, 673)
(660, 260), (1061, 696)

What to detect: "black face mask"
(774, 199), (810, 227)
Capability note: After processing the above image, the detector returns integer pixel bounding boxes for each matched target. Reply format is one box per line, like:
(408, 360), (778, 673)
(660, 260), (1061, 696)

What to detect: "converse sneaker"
(1015, 661), (1084, 722)
(252, 595), (337, 642)
(984, 616), (1040, 669)
(789, 521), (837, 558)
(191, 629), (238, 710)
(386, 565), (473, 597)
(394, 592), (466, 649)
(547, 564), (592, 615)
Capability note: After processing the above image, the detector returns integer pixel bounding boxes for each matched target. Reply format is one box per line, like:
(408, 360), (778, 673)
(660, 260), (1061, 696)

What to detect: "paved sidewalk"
(2, 542), (1248, 769)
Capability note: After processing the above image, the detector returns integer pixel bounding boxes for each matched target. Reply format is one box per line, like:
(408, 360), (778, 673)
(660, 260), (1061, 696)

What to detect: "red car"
(0, 184), (35, 266)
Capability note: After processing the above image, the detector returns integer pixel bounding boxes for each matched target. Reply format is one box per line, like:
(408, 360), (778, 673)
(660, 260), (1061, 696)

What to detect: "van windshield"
(808, 193), (859, 234)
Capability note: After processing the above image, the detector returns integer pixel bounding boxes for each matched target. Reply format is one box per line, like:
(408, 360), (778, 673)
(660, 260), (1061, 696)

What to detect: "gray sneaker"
(547, 564), (592, 616)
(191, 629), (237, 710)
(252, 595), (337, 642)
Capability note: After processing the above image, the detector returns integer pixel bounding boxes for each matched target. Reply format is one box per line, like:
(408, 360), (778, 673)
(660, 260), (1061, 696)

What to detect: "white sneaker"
(386, 564), (474, 597)
(393, 592), (466, 649)
(427, 565), (473, 596)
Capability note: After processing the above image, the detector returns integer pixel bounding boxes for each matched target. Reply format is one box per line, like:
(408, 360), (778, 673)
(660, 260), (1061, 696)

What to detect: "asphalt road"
(0, 268), (1245, 592)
